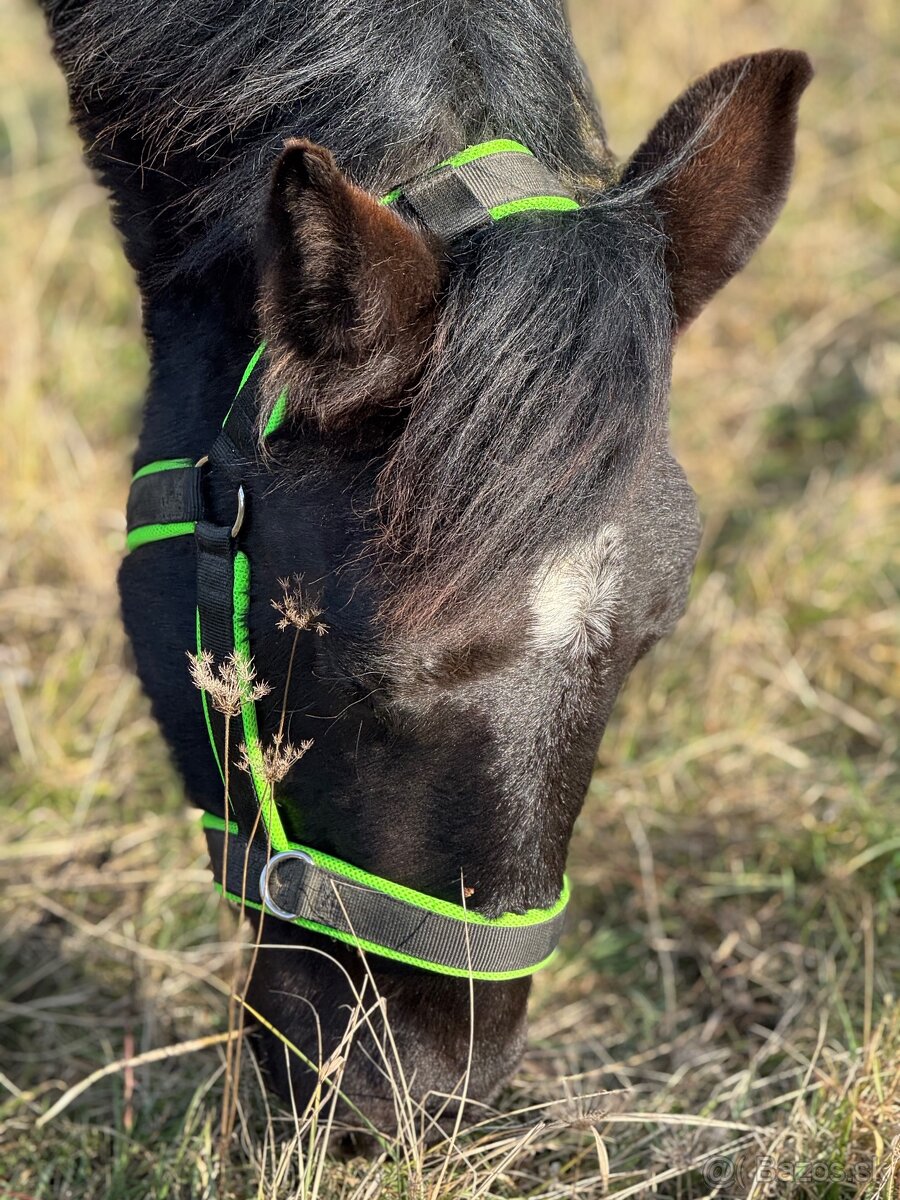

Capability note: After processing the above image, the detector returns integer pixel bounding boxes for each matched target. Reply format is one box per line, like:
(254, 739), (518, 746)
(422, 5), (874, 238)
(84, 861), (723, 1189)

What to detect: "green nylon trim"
(442, 139), (532, 168)
(196, 607), (225, 785)
(380, 140), (534, 205)
(490, 195), (580, 220)
(237, 342), (266, 396)
(262, 389), (288, 439)
(222, 341), (268, 430)
(202, 812), (570, 930)
(126, 522), (196, 552)
(232, 552), (290, 852)
(211, 880), (558, 980)
(132, 458), (194, 482)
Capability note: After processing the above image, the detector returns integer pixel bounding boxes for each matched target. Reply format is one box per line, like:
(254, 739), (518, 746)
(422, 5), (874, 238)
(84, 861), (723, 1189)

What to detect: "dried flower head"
(187, 649), (271, 717)
(272, 574), (327, 637)
(238, 733), (314, 785)
(549, 1091), (625, 1132)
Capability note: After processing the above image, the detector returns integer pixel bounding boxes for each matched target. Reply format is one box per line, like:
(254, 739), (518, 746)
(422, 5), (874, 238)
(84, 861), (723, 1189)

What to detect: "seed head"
(272, 574), (328, 637)
(238, 733), (314, 785)
(187, 649), (271, 717)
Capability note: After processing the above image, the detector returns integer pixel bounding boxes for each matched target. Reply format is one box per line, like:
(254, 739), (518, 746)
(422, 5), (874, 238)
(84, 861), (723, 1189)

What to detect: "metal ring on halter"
(194, 455), (244, 538)
(231, 485), (245, 538)
(259, 850), (314, 921)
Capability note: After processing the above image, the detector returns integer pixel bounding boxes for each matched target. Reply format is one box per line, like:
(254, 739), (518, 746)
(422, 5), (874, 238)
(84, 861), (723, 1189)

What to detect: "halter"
(125, 141), (578, 980)
(380, 138), (579, 239)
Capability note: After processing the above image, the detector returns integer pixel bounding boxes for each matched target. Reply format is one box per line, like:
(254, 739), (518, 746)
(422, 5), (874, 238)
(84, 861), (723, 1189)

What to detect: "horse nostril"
(331, 1130), (377, 1160)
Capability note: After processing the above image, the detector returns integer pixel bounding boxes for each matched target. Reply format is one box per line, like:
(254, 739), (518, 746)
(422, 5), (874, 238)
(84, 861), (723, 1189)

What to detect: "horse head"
(39, 0), (810, 1140)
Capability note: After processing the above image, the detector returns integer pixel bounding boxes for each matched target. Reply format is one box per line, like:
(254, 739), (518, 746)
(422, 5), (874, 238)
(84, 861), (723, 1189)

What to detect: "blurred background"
(0, 0), (897, 1195)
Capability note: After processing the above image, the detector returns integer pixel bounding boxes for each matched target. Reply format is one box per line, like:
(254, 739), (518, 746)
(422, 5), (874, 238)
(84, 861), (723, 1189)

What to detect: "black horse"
(38, 0), (811, 1137)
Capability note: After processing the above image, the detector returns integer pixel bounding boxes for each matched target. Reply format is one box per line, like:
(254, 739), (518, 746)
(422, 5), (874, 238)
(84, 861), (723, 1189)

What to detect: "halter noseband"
(125, 141), (578, 980)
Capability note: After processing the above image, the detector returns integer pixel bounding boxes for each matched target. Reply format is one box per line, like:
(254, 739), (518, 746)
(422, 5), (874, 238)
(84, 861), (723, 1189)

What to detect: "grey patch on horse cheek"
(528, 524), (625, 665)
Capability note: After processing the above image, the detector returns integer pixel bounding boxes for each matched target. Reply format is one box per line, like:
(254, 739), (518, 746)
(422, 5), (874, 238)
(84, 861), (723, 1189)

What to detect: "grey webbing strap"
(387, 148), (577, 241)
(394, 168), (488, 241)
(206, 825), (567, 978)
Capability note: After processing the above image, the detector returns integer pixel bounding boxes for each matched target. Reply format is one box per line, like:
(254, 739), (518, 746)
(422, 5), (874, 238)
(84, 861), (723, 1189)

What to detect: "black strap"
(126, 466), (203, 535)
(126, 386), (258, 534)
(205, 825), (566, 976)
(197, 373), (295, 841)
(193, 519), (263, 839)
(194, 521), (236, 659)
(192, 388), (268, 838)
(216, 398), (258, 462)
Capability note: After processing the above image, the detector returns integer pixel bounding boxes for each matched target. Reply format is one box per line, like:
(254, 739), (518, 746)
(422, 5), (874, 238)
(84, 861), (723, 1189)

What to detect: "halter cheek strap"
(123, 141), (575, 980)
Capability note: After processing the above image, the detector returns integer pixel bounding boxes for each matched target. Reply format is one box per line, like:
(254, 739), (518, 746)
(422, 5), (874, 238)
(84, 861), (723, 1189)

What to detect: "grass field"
(1, 0), (898, 1196)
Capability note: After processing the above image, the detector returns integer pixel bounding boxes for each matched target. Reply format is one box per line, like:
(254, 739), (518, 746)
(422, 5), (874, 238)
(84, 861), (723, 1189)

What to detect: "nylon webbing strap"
(212, 401), (257, 468)
(194, 523), (264, 835)
(204, 820), (568, 980)
(383, 140), (579, 241)
(125, 345), (266, 555)
(191, 371), (272, 839)
(194, 522), (236, 660)
(125, 461), (201, 551)
(127, 465), (201, 531)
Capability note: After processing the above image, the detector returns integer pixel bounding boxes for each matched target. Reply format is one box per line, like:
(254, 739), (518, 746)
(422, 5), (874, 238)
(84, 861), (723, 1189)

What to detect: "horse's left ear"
(259, 139), (443, 427)
(623, 50), (813, 331)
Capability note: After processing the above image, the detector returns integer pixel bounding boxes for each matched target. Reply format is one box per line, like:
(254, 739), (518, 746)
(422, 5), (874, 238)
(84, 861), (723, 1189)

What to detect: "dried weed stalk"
(272, 573), (328, 637)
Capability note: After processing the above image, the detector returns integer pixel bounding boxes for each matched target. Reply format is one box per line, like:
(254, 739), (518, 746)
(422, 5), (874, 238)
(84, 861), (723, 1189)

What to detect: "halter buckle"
(259, 849), (313, 921)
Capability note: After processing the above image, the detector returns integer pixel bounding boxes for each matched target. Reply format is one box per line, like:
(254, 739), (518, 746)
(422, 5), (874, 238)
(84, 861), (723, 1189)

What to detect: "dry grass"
(1, 0), (898, 1195)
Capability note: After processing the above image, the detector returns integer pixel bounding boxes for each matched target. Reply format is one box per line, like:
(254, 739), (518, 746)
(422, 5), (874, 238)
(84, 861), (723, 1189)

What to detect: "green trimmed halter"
(380, 138), (579, 240)
(124, 141), (578, 979)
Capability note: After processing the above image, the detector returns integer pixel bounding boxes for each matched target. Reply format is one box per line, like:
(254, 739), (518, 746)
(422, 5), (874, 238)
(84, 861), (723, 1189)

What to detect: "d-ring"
(231, 485), (245, 538)
(193, 456), (244, 538)
(259, 849), (313, 921)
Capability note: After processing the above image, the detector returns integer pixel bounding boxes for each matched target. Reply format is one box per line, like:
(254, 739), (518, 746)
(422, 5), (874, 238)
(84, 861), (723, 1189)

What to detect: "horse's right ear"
(259, 139), (443, 428)
(623, 50), (813, 331)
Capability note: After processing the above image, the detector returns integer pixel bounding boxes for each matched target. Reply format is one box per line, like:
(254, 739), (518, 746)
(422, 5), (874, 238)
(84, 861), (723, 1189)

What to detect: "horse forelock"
(372, 199), (673, 633)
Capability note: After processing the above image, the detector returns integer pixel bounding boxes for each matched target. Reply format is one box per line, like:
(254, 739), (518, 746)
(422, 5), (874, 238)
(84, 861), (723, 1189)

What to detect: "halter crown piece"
(125, 142), (578, 979)
(380, 138), (579, 240)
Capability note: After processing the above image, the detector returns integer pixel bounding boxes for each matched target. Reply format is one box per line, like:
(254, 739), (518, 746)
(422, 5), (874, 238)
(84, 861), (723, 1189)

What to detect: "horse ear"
(623, 50), (813, 331)
(259, 139), (443, 427)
